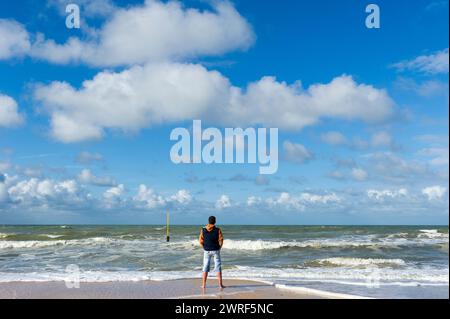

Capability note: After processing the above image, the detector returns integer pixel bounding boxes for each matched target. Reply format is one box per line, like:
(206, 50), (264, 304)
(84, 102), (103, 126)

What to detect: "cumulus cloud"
(225, 75), (395, 130)
(170, 189), (192, 204)
(7, 178), (81, 204)
(133, 184), (192, 209)
(418, 147), (449, 166)
(103, 183), (124, 199)
(283, 141), (313, 163)
(299, 192), (341, 204)
(367, 188), (408, 201)
(30, 1), (255, 66)
(0, 19), (30, 59)
(216, 194), (231, 209)
(33, 63), (230, 142)
(321, 131), (348, 146)
(1, 171), (447, 220)
(78, 169), (116, 187)
(365, 152), (430, 183)
(391, 48), (449, 74)
(263, 191), (340, 210)
(247, 195), (262, 206)
(0, 94), (24, 127)
(395, 77), (449, 97)
(33, 63), (396, 142)
(76, 151), (103, 164)
(0, 161), (11, 171)
(351, 168), (368, 181)
(321, 131), (397, 150)
(422, 186), (447, 200)
(133, 184), (165, 208)
(371, 131), (393, 148)
(0, 182), (7, 202)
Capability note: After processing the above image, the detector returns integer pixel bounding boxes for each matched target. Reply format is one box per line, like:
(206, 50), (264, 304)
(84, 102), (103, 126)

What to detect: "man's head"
(208, 216), (216, 225)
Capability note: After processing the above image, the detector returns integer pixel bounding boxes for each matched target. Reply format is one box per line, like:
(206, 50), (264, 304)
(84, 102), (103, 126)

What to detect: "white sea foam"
(418, 229), (448, 239)
(40, 234), (64, 239)
(1, 232), (447, 251)
(275, 284), (373, 299)
(314, 257), (406, 267)
(185, 236), (449, 251)
(0, 266), (447, 287)
(225, 265), (449, 285)
(0, 237), (119, 249)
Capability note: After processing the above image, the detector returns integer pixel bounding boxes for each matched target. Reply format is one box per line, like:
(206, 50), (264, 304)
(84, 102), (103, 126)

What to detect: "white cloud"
(0, 94), (24, 127)
(365, 152), (432, 183)
(392, 48), (449, 74)
(367, 188), (408, 201)
(0, 183), (7, 202)
(299, 192), (341, 204)
(418, 147), (449, 166)
(76, 151), (103, 164)
(265, 191), (340, 210)
(321, 131), (348, 145)
(34, 63), (396, 142)
(30, 1), (255, 66)
(415, 134), (449, 145)
(0, 19), (30, 59)
(8, 178), (80, 203)
(132, 184), (191, 208)
(328, 170), (345, 180)
(225, 75), (395, 130)
(247, 195), (262, 206)
(395, 77), (448, 97)
(351, 168), (368, 181)
(78, 169), (116, 186)
(283, 141), (313, 163)
(371, 131), (393, 148)
(103, 184), (124, 200)
(0, 161), (11, 171)
(271, 192), (302, 209)
(321, 131), (396, 150)
(216, 194), (231, 209)
(33, 63), (230, 142)
(133, 184), (166, 209)
(170, 189), (192, 204)
(422, 186), (447, 200)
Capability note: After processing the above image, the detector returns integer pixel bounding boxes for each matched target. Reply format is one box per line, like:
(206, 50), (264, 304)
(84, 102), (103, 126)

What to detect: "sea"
(0, 225), (448, 298)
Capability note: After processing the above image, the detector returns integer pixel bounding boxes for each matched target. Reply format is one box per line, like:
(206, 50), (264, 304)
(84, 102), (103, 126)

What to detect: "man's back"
(200, 216), (225, 289)
(199, 223), (224, 250)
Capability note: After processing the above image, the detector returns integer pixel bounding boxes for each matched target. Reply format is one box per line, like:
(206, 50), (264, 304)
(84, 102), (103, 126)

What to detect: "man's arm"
(218, 228), (224, 248)
(199, 228), (204, 247)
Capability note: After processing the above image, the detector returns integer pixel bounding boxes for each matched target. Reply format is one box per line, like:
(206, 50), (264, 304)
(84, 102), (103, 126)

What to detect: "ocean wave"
(0, 265), (447, 286)
(40, 234), (64, 239)
(311, 257), (406, 267)
(228, 265), (449, 285)
(418, 229), (448, 239)
(190, 237), (449, 251)
(0, 237), (119, 249)
(1, 232), (447, 251)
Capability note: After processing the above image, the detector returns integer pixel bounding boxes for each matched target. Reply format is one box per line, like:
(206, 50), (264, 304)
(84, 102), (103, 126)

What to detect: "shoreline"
(0, 278), (370, 299)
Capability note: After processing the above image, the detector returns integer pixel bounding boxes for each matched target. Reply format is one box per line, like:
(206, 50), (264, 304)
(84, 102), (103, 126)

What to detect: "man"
(199, 216), (225, 289)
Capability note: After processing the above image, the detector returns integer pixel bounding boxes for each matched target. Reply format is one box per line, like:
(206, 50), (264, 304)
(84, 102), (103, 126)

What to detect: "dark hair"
(208, 216), (216, 225)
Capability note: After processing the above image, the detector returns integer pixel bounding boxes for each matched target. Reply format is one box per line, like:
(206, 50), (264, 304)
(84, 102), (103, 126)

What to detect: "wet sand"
(0, 278), (368, 299)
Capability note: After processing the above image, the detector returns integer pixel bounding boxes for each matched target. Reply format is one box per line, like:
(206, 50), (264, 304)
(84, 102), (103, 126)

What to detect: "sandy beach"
(0, 278), (369, 299)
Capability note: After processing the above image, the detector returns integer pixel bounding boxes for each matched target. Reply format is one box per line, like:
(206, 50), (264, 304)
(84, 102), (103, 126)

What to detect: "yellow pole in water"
(166, 211), (170, 242)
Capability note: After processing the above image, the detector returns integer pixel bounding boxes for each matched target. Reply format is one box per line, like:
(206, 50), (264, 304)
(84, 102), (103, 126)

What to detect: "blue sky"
(0, 0), (448, 224)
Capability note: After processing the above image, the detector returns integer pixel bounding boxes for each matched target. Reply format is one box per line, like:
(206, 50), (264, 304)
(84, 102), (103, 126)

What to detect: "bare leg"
(218, 271), (225, 288)
(202, 271), (208, 288)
